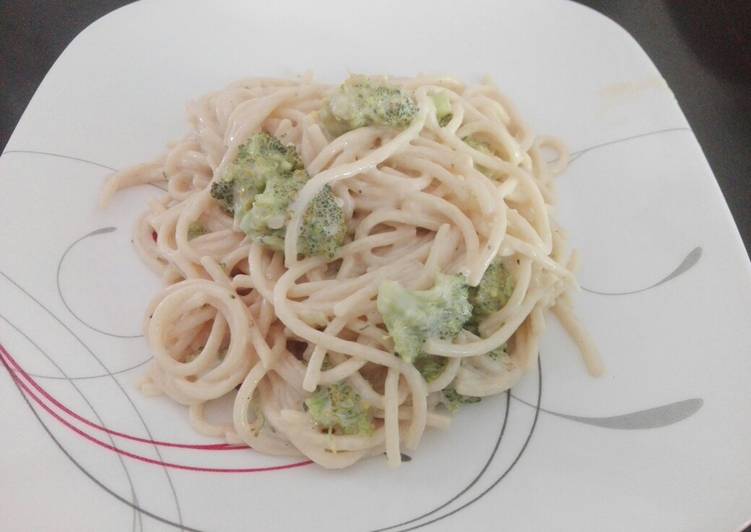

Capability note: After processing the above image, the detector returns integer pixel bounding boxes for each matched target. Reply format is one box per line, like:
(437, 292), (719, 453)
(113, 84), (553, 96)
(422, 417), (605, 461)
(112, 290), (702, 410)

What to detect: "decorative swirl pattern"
(568, 127), (690, 165)
(57, 226), (144, 338)
(582, 247), (703, 296)
(512, 394), (703, 430)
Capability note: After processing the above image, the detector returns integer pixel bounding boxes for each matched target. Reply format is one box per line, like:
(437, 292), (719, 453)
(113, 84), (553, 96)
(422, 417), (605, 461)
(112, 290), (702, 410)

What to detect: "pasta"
(102, 73), (601, 469)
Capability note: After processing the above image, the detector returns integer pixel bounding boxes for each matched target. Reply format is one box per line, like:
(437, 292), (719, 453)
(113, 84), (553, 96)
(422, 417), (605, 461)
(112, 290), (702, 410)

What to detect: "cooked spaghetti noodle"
(102, 73), (601, 469)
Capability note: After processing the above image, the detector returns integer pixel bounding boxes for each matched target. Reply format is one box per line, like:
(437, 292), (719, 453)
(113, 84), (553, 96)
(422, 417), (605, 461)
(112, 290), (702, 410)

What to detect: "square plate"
(2, 1), (750, 531)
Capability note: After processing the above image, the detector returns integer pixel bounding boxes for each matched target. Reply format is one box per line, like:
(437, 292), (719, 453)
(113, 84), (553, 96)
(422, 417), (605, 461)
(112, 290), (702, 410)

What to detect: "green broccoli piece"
(463, 135), (498, 176)
(469, 260), (515, 327)
(237, 176), (346, 257)
(209, 179), (237, 214)
(187, 222), (207, 240)
(237, 171), (306, 251)
(304, 382), (374, 436)
(442, 386), (481, 412)
(209, 132), (304, 218)
(209, 132), (348, 257)
(431, 92), (452, 127)
(464, 135), (493, 155)
(486, 342), (508, 361)
(298, 184), (348, 258)
(320, 76), (418, 137)
(376, 274), (472, 363)
(231, 132), (304, 187)
(414, 355), (448, 382)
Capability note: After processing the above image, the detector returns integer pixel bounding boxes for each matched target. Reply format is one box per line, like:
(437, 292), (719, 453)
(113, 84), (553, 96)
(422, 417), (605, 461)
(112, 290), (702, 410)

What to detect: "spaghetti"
(102, 74), (600, 469)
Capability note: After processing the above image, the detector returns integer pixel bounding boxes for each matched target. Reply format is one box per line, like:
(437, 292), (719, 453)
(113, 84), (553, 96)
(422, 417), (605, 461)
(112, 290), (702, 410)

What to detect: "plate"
(2, 1), (751, 531)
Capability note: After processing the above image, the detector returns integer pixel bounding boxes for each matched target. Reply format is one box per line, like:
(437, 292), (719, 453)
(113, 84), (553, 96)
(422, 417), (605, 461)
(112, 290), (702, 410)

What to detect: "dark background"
(1, 0), (750, 256)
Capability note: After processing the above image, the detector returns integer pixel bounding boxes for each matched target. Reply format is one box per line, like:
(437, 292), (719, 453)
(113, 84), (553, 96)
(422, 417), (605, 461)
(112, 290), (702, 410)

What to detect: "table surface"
(1, 0), (749, 257)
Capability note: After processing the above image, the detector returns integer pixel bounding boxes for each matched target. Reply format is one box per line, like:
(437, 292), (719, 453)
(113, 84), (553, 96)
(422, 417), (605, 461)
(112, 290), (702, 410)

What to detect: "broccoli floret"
(442, 386), (481, 412)
(298, 184), (347, 258)
(232, 132), (304, 185)
(486, 342), (508, 361)
(237, 171), (306, 251)
(463, 135), (497, 176)
(377, 274), (472, 363)
(464, 135), (493, 155)
(209, 179), (237, 214)
(238, 176), (347, 257)
(209, 133), (347, 257)
(320, 76), (418, 137)
(431, 92), (452, 127)
(414, 355), (448, 382)
(469, 260), (515, 327)
(209, 132), (304, 218)
(187, 221), (207, 240)
(304, 382), (374, 436)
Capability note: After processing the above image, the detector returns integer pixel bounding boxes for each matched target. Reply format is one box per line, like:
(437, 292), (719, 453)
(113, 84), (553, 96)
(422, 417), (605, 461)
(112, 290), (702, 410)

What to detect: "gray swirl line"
(373, 391), (511, 532)
(398, 357), (543, 531)
(0, 149), (168, 191)
(56, 226), (143, 339)
(0, 270), (184, 529)
(0, 313), (144, 532)
(2, 149), (117, 171)
(26, 357), (153, 381)
(568, 129), (701, 298)
(568, 127), (691, 164)
(583, 246), (702, 296)
(511, 394), (703, 430)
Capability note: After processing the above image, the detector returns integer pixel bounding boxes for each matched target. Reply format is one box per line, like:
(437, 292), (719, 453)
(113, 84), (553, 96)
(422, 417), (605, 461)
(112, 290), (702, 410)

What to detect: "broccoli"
(209, 179), (237, 214)
(486, 342), (508, 361)
(231, 132), (304, 187)
(209, 132), (347, 257)
(298, 184), (348, 258)
(187, 221), (207, 240)
(431, 92), (452, 127)
(377, 274), (472, 363)
(414, 355), (448, 382)
(237, 171), (306, 251)
(320, 76), (418, 137)
(304, 382), (374, 436)
(442, 386), (481, 412)
(241, 178), (346, 257)
(209, 132), (304, 218)
(463, 135), (497, 176)
(463, 135), (493, 155)
(468, 260), (515, 328)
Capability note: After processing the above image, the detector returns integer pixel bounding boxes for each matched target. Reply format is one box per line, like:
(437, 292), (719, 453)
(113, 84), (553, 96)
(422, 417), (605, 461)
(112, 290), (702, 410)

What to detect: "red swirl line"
(0, 344), (313, 473)
(0, 344), (242, 450)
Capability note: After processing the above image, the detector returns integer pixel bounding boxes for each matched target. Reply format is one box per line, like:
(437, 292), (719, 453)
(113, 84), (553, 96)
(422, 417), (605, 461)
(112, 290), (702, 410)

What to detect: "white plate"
(2, 1), (751, 531)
